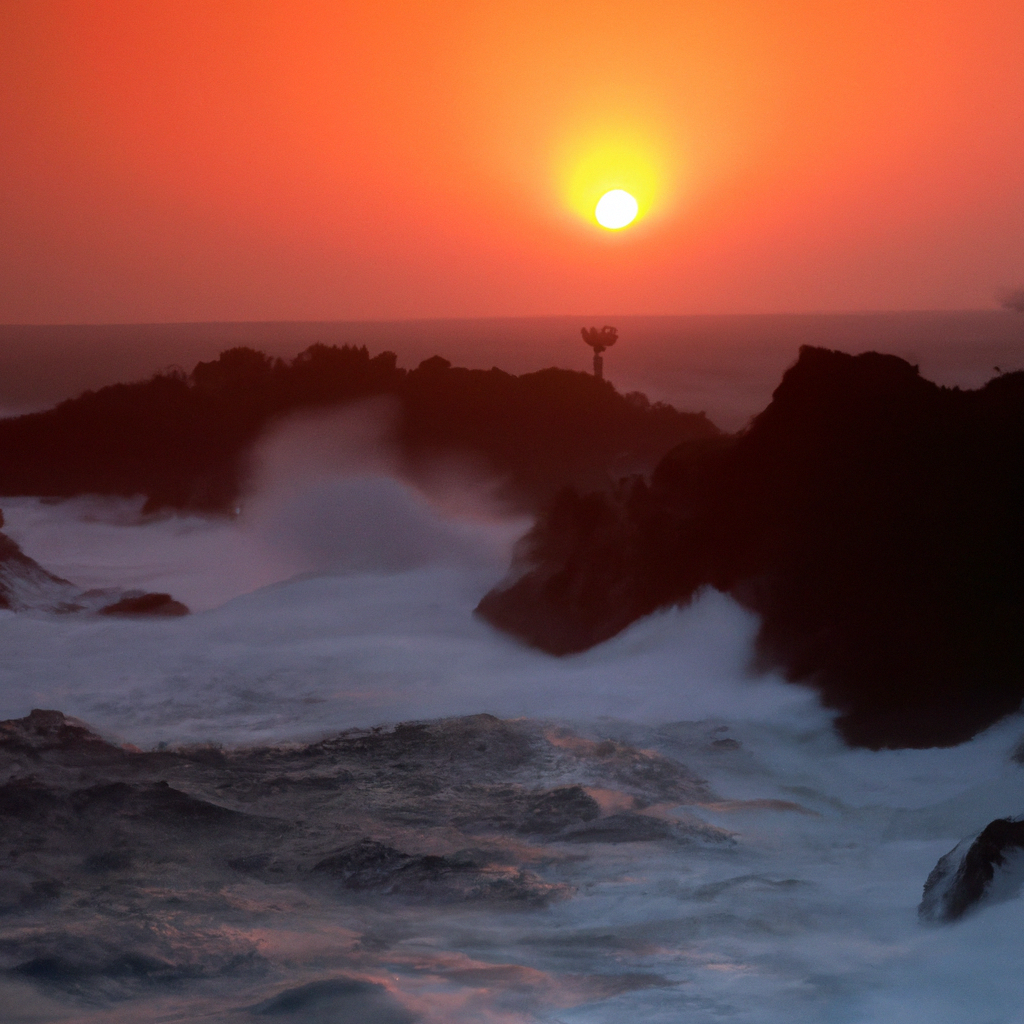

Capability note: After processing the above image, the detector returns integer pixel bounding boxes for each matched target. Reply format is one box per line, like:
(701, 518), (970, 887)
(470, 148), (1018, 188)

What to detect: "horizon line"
(0, 307), (1011, 330)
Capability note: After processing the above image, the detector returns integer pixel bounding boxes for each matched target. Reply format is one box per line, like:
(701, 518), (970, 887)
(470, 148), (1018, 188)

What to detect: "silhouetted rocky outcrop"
(478, 347), (1024, 749)
(0, 344), (716, 514)
(920, 817), (1024, 922)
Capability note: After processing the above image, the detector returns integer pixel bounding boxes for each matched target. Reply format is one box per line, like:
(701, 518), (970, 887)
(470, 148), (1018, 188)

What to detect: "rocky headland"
(0, 345), (717, 514)
(478, 347), (1024, 749)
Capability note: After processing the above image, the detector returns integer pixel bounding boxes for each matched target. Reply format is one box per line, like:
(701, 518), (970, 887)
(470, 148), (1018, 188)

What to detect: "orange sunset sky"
(2, 1), (1023, 323)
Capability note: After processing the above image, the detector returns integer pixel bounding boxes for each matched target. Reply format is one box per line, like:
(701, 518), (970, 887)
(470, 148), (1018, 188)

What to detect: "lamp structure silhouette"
(581, 326), (618, 380)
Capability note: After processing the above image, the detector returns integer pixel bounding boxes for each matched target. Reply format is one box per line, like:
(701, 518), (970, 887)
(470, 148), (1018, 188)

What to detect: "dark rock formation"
(516, 785), (601, 834)
(98, 592), (189, 617)
(561, 813), (683, 844)
(478, 347), (1024, 749)
(0, 529), (80, 612)
(313, 838), (421, 888)
(0, 344), (717, 514)
(0, 708), (136, 760)
(0, 519), (189, 616)
(919, 817), (1024, 922)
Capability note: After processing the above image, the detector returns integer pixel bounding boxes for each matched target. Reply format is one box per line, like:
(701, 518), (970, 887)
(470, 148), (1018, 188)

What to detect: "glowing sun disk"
(595, 189), (638, 229)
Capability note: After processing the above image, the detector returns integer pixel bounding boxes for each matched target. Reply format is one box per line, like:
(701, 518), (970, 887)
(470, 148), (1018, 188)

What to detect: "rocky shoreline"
(0, 513), (188, 617)
(478, 348), (1024, 749)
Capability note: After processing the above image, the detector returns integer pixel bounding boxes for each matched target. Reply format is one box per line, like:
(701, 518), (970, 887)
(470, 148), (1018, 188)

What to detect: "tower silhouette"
(580, 326), (618, 380)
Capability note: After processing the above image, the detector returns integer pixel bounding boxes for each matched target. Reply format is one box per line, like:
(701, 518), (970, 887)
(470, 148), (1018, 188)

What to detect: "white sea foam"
(2, 452), (1024, 1022)
(0, 494), (808, 747)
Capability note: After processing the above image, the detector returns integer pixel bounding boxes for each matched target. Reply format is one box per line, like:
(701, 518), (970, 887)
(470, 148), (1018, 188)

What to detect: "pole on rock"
(580, 326), (618, 380)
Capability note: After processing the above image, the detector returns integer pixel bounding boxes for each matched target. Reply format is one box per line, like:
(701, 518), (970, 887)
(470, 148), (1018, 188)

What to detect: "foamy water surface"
(2, 464), (1024, 1023)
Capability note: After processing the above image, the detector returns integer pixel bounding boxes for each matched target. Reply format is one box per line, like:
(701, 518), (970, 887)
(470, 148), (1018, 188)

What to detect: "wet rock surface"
(920, 817), (1024, 922)
(0, 521), (190, 616)
(0, 530), (82, 612)
(0, 710), (730, 1012)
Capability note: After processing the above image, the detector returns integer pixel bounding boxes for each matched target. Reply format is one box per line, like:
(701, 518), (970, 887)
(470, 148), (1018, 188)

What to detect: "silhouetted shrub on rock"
(398, 360), (705, 507)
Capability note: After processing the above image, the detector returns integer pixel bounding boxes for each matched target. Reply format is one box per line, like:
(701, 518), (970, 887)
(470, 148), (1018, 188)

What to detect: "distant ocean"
(2, 310), (1022, 430)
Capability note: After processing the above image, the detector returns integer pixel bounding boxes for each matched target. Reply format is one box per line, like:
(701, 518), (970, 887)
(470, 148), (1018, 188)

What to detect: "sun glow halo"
(594, 189), (639, 229)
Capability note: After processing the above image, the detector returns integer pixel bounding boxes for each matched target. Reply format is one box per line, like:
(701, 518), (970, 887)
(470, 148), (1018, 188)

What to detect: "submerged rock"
(919, 817), (1024, 922)
(313, 839), (417, 888)
(0, 710), (720, 918)
(249, 977), (416, 1022)
(516, 785), (601, 834)
(561, 811), (732, 845)
(98, 592), (189, 617)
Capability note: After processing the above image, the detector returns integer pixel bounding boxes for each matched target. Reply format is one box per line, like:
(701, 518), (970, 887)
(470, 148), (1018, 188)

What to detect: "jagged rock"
(0, 527), (189, 616)
(919, 817), (1024, 922)
(0, 708), (129, 758)
(479, 348), (1024, 749)
(0, 531), (82, 612)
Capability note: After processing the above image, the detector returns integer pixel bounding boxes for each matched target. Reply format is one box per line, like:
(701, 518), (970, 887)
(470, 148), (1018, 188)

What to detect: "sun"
(594, 189), (639, 229)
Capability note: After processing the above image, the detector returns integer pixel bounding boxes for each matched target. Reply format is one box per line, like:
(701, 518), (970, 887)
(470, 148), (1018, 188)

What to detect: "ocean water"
(2, 310), (1023, 428)
(2, 409), (1024, 1022)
